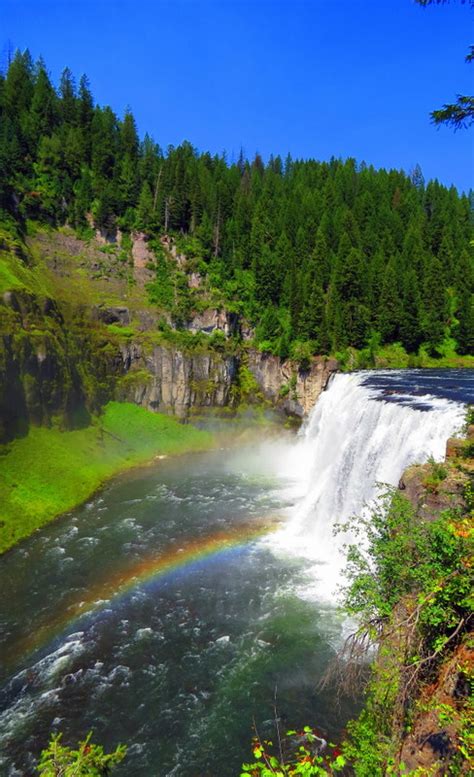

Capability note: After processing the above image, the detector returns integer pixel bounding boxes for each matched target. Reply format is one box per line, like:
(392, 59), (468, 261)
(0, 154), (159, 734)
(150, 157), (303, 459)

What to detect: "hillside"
(1, 51), (473, 372)
(0, 219), (339, 551)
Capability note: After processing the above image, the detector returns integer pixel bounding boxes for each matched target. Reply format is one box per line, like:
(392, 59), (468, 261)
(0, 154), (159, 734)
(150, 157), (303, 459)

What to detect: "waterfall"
(270, 371), (466, 600)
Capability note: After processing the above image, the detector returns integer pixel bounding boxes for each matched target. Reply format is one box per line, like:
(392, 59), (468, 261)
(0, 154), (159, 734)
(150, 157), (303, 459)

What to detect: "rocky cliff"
(247, 350), (338, 416)
(116, 341), (238, 417)
(113, 342), (337, 420)
(0, 227), (337, 442)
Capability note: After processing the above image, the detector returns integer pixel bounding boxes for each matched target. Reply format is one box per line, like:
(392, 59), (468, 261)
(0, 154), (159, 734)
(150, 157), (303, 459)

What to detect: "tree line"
(0, 51), (472, 357)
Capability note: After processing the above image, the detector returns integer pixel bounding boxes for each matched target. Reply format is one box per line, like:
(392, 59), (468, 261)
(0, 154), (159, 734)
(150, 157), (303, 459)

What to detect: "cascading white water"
(270, 372), (466, 600)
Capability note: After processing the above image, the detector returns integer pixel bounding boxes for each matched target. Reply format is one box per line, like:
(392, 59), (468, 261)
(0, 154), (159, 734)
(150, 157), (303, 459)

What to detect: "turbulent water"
(0, 369), (472, 776)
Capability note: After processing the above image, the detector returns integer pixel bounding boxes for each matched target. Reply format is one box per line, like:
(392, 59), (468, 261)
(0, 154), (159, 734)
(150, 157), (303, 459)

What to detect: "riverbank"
(340, 417), (473, 775)
(0, 401), (214, 554)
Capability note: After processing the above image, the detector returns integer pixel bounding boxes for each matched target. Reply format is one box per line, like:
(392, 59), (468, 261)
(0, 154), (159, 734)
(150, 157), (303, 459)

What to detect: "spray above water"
(270, 371), (466, 599)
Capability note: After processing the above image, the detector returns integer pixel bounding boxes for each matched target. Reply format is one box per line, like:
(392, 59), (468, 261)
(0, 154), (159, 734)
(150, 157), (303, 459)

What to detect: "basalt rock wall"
(116, 341), (238, 418)
(0, 233), (338, 441)
(1, 296), (336, 441)
(247, 350), (338, 416)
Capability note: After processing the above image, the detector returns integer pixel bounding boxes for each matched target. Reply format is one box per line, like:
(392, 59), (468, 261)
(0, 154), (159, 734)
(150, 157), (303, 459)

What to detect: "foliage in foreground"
(415, 1), (474, 131)
(241, 726), (346, 776)
(37, 732), (126, 776)
(339, 486), (473, 775)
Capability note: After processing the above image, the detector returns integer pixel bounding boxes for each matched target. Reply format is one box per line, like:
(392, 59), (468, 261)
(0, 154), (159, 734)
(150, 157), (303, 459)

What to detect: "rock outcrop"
(247, 350), (338, 416)
(186, 308), (240, 337)
(0, 228), (339, 442)
(398, 424), (474, 522)
(398, 464), (468, 521)
(117, 342), (238, 417)
(93, 305), (131, 326)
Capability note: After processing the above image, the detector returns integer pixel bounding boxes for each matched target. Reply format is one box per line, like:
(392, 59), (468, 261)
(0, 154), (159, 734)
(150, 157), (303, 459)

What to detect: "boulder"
(186, 309), (238, 337)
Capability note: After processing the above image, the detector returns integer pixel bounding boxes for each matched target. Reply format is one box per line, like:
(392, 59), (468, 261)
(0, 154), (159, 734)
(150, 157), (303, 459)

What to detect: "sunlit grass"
(0, 402), (213, 553)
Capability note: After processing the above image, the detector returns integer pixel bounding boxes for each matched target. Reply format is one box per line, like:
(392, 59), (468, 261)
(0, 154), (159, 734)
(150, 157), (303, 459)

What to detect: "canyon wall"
(247, 350), (338, 417)
(0, 229), (338, 443)
(116, 341), (238, 417)
(0, 288), (336, 442)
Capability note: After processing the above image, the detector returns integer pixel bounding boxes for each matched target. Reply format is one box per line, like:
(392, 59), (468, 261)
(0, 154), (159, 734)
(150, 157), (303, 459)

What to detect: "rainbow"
(6, 519), (277, 669)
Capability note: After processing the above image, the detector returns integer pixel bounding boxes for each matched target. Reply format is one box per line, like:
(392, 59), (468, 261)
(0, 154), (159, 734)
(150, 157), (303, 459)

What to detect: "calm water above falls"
(0, 369), (472, 776)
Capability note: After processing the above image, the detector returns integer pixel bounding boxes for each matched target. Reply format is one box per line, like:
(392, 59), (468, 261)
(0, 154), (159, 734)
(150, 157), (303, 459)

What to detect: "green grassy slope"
(0, 402), (213, 553)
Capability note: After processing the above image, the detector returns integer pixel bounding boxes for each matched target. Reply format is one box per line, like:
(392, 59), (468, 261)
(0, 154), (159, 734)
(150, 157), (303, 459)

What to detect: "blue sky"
(2, 0), (473, 191)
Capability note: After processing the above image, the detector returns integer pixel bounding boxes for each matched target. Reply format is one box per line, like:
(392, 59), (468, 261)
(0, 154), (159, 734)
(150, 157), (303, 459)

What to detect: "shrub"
(290, 341), (313, 371)
(37, 732), (126, 776)
(339, 489), (473, 774)
(241, 725), (346, 776)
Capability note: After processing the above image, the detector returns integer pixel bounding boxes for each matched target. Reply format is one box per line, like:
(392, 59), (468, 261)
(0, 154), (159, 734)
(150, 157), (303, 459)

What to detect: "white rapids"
(269, 371), (466, 600)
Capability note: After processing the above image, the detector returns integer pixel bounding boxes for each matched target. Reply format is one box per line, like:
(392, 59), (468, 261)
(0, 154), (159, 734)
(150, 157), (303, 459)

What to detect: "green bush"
(241, 726), (346, 776)
(37, 732), (126, 776)
(423, 456), (448, 491)
(289, 341), (313, 371)
(340, 490), (473, 775)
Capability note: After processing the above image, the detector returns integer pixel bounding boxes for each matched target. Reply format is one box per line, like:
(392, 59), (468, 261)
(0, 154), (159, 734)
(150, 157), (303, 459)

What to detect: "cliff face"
(0, 296), (239, 438)
(247, 350), (338, 416)
(0, 288), (334, 442)
(113, 344), (337, 421)
(0, 227), (337, 443)
(116, 342), (238, 417)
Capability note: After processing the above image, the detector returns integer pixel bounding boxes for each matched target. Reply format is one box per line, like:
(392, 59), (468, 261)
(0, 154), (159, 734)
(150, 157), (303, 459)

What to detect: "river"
(0, 369), (472, 775)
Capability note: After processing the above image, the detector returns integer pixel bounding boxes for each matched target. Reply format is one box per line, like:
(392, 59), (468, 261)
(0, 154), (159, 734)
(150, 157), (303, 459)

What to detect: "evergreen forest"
(1, 50), (473, 360)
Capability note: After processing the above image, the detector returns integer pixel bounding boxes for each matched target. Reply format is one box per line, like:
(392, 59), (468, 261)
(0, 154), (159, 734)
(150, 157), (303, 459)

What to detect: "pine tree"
(399, 269), (422, 353)
(378, 259), (402, 344)
(298, 281), (325, 348)
(325, 279), (345, 351)
(78, 74), (94, 161)
(135, 181), (155, 232)
(255, 244), (280, 305)
(422, 255), (448, 352)
(288, 254), (301, 338)
(120, 109), (139, 159)
(91, 106), (118, 180)
(402, 219), (426, 274)
(59, 67), (77, 125)
(437, 232), (455, 286)
(310, 226), (331, 289)
(28, 58), (58, 145)
(410, 163), (425, 191)
(456, 290), (474, 355)
(119, 154), (139, 211)
(78, 75), (94, 129)
(2, 49), (34, 117)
